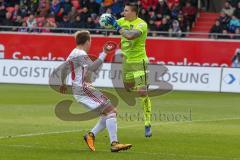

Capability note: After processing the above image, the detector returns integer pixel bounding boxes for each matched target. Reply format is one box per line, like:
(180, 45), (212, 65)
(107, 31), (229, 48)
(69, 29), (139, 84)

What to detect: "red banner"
(0, 32), (239, 67)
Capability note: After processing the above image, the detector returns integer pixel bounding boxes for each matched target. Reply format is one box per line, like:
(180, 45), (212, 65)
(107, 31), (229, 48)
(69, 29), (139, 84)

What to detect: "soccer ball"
(99, 13), (112, 29)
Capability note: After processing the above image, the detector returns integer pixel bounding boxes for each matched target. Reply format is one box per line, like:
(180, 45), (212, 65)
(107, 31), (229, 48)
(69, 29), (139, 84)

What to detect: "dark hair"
(125, 2), (139, 14)
(74, 30), (90, 45)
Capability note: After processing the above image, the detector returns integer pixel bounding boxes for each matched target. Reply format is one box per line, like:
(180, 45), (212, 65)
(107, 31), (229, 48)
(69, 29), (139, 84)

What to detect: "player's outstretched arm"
(87, 41), (117, 72)
(87, 53), (106, 72)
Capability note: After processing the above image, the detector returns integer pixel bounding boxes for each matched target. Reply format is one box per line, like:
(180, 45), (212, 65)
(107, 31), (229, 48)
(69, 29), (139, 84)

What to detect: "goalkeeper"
(107, 2), (152, 137)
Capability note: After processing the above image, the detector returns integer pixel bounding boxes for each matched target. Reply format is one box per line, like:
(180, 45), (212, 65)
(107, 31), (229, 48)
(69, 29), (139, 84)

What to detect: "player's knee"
(124, 82), (135, 92)
(106, 112), (117, 119)
(138, 86), (148, 97)
(102, 104), (117, 115)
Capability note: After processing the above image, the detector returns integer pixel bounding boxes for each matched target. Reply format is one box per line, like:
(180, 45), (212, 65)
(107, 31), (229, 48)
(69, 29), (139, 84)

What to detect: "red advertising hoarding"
(0, 32), (239, 67)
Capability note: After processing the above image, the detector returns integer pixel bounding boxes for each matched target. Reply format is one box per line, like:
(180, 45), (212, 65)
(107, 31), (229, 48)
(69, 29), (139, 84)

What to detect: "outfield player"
(60, 30), (132, 152)
(107, 3), (152, 137)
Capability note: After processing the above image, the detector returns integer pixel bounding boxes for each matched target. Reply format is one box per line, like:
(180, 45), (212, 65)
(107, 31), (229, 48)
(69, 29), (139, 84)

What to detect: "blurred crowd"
(0, 0), (198, 37)
(209, 0), (240, 39)
(138, 0), (198, 37)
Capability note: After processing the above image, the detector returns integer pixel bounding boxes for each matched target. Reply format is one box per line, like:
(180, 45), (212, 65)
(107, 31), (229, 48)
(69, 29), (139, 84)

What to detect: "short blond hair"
(74, 30), (90, 45)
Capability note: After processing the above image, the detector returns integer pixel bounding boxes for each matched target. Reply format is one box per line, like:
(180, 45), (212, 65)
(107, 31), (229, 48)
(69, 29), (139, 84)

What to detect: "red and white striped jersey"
(66, 48), (89, 87)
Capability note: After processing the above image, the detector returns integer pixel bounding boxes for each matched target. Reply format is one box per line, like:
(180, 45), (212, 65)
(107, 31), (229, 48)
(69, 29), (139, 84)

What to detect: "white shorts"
(72, 84), (110, 110)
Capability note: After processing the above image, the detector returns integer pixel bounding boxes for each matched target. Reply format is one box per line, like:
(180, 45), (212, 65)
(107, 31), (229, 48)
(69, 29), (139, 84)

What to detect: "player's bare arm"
(60, 62), (70, 93)
(80, 41), (115, 73)
(119, 29), (141, 40)
(87, 57), (104, 72)
(61, 64), (68, 85)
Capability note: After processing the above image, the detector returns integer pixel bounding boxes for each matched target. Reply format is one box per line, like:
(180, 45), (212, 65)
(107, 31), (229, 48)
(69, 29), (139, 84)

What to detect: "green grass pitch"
(0, 84), (240, 160)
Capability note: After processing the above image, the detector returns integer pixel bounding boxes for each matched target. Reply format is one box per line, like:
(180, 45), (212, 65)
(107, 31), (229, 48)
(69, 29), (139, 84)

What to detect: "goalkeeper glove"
(107, 16), (122, 32)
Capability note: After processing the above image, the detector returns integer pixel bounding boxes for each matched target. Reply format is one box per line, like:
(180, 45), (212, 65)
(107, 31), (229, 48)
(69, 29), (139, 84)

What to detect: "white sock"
(91, 116), (106, 136)
(106, 113), (118, 143)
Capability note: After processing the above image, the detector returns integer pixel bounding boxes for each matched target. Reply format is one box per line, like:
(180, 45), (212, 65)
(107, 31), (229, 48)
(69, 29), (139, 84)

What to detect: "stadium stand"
(0, 0), (238, 39)
(0, 0), (199, 37)
(208, 0), (240, 39)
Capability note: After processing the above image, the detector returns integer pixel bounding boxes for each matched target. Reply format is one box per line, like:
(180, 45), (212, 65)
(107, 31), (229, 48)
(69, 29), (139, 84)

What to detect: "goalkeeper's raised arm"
(107, 3), (146, 40)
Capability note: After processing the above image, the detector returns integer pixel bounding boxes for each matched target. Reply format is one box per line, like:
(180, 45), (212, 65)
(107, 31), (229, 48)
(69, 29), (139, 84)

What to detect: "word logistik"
(2, 65), (54, 78)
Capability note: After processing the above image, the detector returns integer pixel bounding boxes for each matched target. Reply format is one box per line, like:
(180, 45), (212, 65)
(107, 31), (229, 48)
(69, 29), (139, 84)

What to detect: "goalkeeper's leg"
(141, 95), (152, 126)
(123, 61), (152, 137)
(139, 86), (152, 137)
(137, 59), (152, 137)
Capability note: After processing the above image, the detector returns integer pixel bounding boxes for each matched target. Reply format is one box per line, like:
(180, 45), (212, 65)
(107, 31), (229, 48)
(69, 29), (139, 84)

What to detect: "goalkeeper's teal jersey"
(117, 17), (148, 62)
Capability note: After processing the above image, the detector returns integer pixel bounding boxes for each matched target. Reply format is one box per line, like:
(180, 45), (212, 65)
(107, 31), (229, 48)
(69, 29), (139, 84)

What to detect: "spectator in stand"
(234, 2), (240, 19)
(156, 12), (163, 21)
(80, 7), (90, 23)
(141, 0), (152, 10)
(182, 1), (197, 29)
(232, 28), (240, 39)
(99, 2), (106, 14)
(42, 19), (57, 32)
(158, 17), (170, 36)
(139, 8), (150, 23)
(219, 29), (231, 39)
(221, 1), (235, 17)
(19, 1), (31, 17)
(178, 13), (189, 33)
(148, 18), (158, 35)
(0, 3), (7, 25)
(0, 0), (199, 36)
(92, 13), (101, 32)
(80, 0), (90, 8)
(68, 6), (78, 23)
(155, 0), (171, 18)
(30, 0), (39, 13)
(111, 0), (123, 18)
(209, 20), (223, 39)
(26, 14), (37, 32)
(88, 0), (101, 15)
(218, 12), (231, 29)
(55, 7), (64, 22)
(50, 0), (61, 16)
(12, 4), (22, 20)
(170, 0), (182, 20)
(18, 21), (28, 32)
(72, 15), (85, 29)
(4, 0), (20, 7)
(167, 0), (180, 10)
(61, 0), (72, 15)
(58, 14), (72, 33)
(231, 48), (240, 67)
(86, 16), (97, 31)
(14, 15), (23, 27)
(2, 12), (15, 31)
(169, 20), (182, 37)
(103, 0), (114, 7)
(105, 7), (113, 14)
(37, 0), (50, 17)
(228, 15), (240, 33)
(148, 0), (159, 11)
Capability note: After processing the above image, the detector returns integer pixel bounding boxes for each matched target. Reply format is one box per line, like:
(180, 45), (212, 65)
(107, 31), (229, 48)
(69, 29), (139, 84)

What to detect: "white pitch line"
(0, 117), (240, 140)
(0, 144), (48, 149)
(0, 129), (82, 140)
